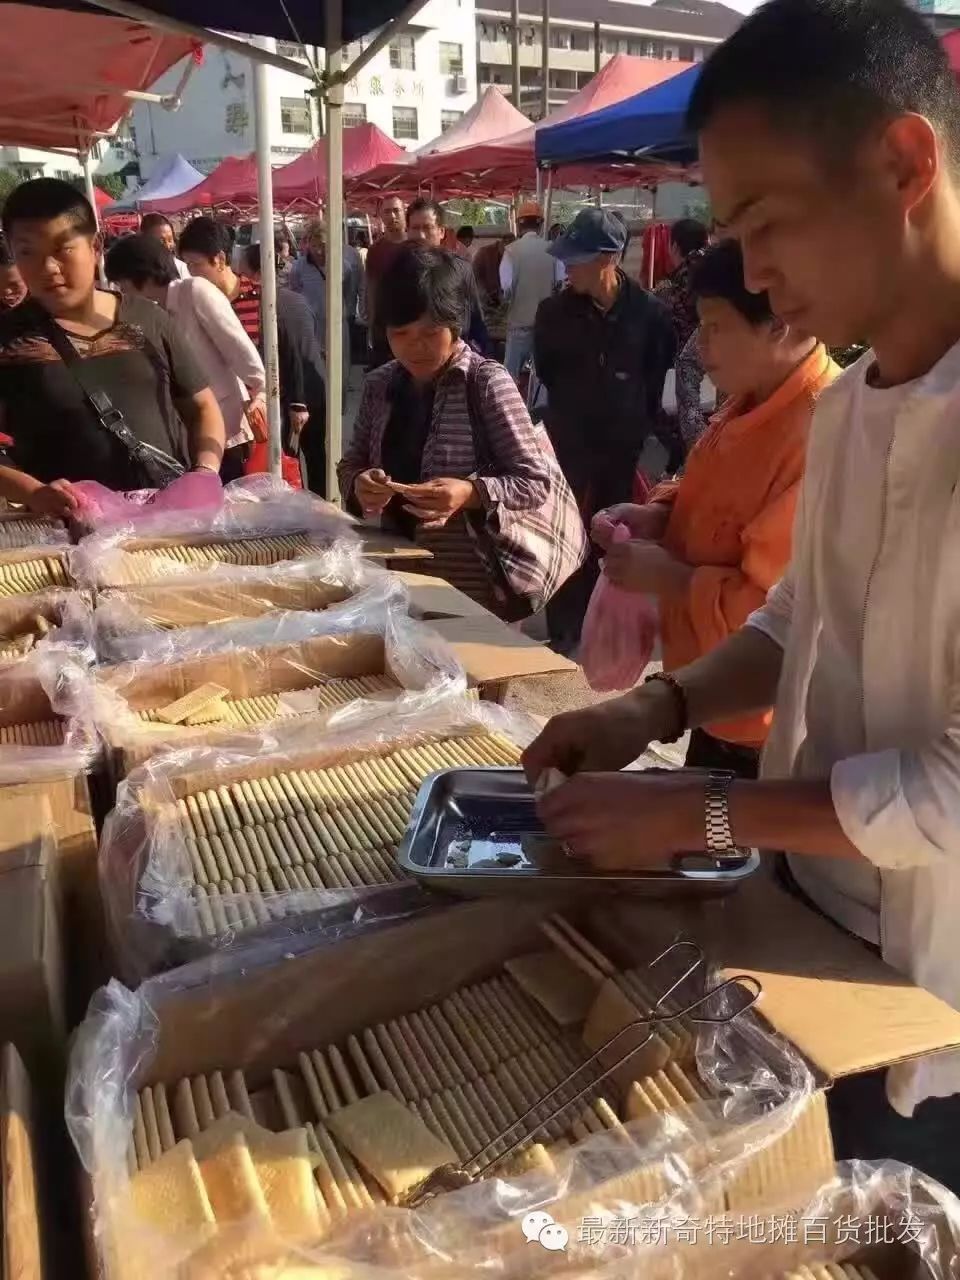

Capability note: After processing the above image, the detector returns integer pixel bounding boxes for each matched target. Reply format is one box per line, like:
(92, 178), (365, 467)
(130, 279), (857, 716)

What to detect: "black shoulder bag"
(41, 314), (185, 488)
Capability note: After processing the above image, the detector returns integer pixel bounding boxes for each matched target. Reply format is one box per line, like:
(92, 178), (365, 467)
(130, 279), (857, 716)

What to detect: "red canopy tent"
(413, 55), (692, 195)
(0, 3), (197, 151)
(271, 123), (405, 208)
(944, 27), (960, 73)
(93, 186), (115, 210)
(349, 86), (532, 201)
(142, 153), (258, 213)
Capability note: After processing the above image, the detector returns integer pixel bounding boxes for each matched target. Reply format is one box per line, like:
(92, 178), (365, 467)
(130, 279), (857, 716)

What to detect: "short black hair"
(245, 243), (264, 275)
(670, 218), (708, 258)
(407, 198), (445, 228)
(177, 215), (228, 260)
(687, 0), (960, 160)
(140, 212), (174, 236)
(690, 239), (774, 326)
(378, 245), (466, 334)
(105, 234), (177, 288)
(518, 216), (541, 234)
(456, 225), (474, 244)
(2, 177), (97, 238)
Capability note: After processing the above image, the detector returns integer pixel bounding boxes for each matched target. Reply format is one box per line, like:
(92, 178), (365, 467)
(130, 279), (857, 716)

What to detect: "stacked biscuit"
(0, 611), (54, 662)
(136, 675), (397, 730)
(155, 730), (521, 937)
(780, 1268), (879, 1279)
(117, 535), (327, 583)
(0, 720), (64, 746)
(0, 556), (69, 598)
(125, 941), (704, 1228)
(0, 517), (66, 549)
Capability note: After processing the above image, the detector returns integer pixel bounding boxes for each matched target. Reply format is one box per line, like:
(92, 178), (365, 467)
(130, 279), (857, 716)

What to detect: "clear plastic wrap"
(69, 471), (225, 530)
(0, 646), (99, 782)
(97, 692), (535, 979)
(0, 543), (72, 597)
(0, 587), (94, 667)
(75, 584), (466, 784)
(91, 548), (394, 664)
(580, 524), (658, 694)
(0, 512), (70, 551)
(70, 477), (359, 589)
(65, 913), (823, 1280)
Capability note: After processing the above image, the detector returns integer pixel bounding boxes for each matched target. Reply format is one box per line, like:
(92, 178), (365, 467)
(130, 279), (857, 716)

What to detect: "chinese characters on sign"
(575, 1212), (926, 1249)
(225, 101), (249, 136)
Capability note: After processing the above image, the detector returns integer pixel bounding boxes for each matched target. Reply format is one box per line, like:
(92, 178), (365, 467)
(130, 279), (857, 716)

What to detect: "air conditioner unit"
(452, 73), (469, 93)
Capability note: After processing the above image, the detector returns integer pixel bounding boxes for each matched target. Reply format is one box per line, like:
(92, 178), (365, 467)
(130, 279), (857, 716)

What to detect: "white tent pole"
(81, 148), (108, 286)
(252, 38), (283, 477)
(325, 0), (344, 503)
(543, 168), (554, 231)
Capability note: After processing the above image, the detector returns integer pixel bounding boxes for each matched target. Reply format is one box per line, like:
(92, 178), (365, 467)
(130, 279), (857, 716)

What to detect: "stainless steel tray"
(397, 768), (759, 898)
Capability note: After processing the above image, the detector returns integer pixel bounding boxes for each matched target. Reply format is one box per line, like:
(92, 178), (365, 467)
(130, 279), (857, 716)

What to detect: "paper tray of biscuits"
(67, 902), (837, 1280)
(85, 589), (465, 780)
(399, 766), (760, 898)
(98, 695), (536, 979)
(91, 548), (395, 663)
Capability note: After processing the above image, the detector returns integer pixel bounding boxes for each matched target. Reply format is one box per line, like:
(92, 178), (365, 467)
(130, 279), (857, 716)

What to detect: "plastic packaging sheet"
(0, 644), (100, 782)
(0, 514), (70, 551)
(65, 918), (823, 1280)
(69, 471), (226, 532)
(70, 477), (359, 588)
(91, 548), (395, 664)
(567, 1158), (960, 1278)
(0, 587), (94, 667)
(98, 692), (535, 978)
(581, 522), (658, 694)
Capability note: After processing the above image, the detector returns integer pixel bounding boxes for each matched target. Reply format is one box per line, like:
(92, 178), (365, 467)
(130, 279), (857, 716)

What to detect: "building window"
(549, 27), (572, 49)
(677, 42), (694, 61)
(522, 25), (536, 45)
(571, 29), (592, 51)
(280, 96), (312, 134)
(576, 70), (594, 87)
(693, 45), (706, 62)
(389, 33), (416, 70)
(441, 110), (464, 132)
(439, 41), (463, 74)
(343, 102), (367, 129)
(392, 105), (419, 140)
(602, 35), (629, 54)
(276, 39), (306, 60)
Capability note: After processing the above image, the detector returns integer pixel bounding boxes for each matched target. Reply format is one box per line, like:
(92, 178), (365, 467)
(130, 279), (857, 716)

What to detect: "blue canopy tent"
(536, 64), (701, 169)
(9, 0), (429, 491)
(107, 152), (204, 211)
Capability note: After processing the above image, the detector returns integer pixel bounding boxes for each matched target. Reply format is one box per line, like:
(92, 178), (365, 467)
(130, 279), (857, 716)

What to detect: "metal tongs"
(402, 939), (763, 1208)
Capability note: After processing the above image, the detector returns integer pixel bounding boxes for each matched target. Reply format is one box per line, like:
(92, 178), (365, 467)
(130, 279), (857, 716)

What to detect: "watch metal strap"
(704, 770), (740, 859)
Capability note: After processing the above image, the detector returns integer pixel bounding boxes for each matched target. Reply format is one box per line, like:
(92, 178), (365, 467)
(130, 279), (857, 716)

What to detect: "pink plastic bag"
(579, 522), (658, 692)
(71, 471), (224, 527)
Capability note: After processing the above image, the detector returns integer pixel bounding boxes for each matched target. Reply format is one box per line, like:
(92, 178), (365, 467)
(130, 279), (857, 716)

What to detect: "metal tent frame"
(80, 0), (430, 497)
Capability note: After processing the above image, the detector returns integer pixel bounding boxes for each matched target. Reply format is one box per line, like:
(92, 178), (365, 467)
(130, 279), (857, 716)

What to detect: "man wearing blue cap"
(534, 207), (676, 652)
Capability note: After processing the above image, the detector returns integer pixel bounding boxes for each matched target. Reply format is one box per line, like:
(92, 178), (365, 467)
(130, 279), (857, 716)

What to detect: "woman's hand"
(354, 468), (394, 517)
(603, 540), (693, 595)
(26, 478), (81, 518)
(593, 502), (671, 548)
(390, 477), (479, 529)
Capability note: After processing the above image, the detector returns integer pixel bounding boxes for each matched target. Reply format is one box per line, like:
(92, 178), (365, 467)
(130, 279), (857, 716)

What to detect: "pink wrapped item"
(71, 471), (224, 527)
(580, 522), (658, 692)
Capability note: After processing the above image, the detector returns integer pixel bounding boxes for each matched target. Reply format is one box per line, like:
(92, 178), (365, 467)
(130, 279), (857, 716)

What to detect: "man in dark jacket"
(246, 245), (327, 495)
(534, 208), (676, 652)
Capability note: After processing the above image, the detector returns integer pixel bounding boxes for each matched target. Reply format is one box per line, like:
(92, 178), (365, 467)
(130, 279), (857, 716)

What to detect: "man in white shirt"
(525, 0), (960, 1191)
(499, 201), (559, 383)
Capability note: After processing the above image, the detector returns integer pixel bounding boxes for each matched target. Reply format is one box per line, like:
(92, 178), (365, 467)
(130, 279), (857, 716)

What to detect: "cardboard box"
(0, 1043), (49, 1280)
(96, 575), (355, 630)
(0, 796), (65, 1075)
(395, 571), (502, 623)
(427, 612), (578, 701)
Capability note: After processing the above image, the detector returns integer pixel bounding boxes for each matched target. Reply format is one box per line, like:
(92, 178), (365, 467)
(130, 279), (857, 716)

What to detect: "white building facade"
(0, 147), (83, 182)
(131, 0), (477, 177)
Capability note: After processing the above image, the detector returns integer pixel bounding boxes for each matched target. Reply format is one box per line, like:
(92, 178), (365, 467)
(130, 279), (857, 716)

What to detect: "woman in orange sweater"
(594, 239), (839, 776)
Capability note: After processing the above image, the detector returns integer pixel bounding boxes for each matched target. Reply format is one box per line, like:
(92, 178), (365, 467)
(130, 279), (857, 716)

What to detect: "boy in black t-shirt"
(0, 179), (225, 516)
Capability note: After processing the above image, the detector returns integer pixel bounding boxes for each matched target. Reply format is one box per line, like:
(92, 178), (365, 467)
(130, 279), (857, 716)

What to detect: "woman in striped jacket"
(338, 245), (586, 619)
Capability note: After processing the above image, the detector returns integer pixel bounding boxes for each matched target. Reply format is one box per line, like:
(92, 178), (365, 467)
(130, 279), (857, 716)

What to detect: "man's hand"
(522, 682), (682, 781)
(389, 477), (478, 529)
(538, 771), (706, 870)
(26, 478), (81, 518)
(603, 540), (693, 595)
(354, 468), (394, 517)
(288, 407), (310, 449)
(593, 502), (671, 548)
